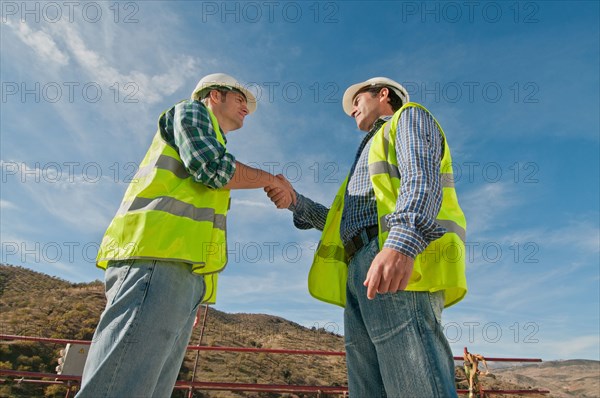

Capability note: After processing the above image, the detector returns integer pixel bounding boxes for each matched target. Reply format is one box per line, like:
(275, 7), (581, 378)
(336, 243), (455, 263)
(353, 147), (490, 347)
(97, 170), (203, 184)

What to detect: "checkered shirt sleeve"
(383, 107), (446, 258)
(159, 100), (237, 189)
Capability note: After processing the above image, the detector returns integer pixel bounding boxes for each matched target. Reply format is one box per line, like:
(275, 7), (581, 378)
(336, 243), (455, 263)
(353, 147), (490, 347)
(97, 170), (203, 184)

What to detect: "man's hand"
(364, 247), (414, 300)
(264, 174), (296, 209)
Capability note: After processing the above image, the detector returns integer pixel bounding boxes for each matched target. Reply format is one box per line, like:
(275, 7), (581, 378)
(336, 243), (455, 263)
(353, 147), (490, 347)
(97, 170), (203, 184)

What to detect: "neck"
(207, 104), (229, 134)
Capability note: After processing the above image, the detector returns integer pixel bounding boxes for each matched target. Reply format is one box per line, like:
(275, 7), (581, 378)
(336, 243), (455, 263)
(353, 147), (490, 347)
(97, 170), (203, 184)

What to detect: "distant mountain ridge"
(493, 360), (600, 398)
(1, 264), (598, 397)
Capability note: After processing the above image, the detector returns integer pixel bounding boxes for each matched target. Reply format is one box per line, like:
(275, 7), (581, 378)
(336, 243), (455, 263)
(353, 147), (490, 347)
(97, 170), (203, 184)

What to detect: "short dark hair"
(356, 84), (403, 111)
(202, 86), (247, 102)
(202, 88), (231, 103)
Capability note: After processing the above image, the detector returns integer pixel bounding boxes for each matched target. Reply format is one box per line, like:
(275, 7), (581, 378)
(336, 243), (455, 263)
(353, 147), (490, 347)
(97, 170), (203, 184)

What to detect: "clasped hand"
(264, 174), (296, 209)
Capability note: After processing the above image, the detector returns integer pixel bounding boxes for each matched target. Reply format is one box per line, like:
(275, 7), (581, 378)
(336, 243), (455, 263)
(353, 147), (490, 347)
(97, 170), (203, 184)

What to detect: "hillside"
(0, 264), (346, 398)
(493, 360), (600, 398)
(1, 264), (598, 397)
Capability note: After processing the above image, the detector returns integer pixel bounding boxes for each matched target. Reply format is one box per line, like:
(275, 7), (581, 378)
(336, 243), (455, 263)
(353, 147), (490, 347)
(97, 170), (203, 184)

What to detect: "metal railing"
(0, 333), (550, 397)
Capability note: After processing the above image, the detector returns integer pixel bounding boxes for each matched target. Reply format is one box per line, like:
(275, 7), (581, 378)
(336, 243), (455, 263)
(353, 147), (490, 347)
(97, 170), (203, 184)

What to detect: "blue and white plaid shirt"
(290, 107), (446, 259)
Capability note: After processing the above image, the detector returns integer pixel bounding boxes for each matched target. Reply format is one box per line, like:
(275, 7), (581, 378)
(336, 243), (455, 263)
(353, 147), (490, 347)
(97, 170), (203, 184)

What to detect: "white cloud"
(220, 271), (305, 299)
(7, 15), (202, 109)
(5, 20), (69, 66)
(5, 161), (119, 233)
(233, 199), (271, 208)
(0, 233), (100, 282)
(460, 182), (521, 236)
(0, 200), (17, 210)
(443, 308), (600, 361)
(48, 21), (199, 105)
(496, 334), (600, 361)
(494, 219), (599, 256)
(546, 220), (600, 254)
(547, 335), (600, 359)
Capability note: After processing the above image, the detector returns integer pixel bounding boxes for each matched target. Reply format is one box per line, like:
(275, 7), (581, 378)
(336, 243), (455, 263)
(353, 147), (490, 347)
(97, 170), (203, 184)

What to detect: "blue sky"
(1, 1), (598, 362)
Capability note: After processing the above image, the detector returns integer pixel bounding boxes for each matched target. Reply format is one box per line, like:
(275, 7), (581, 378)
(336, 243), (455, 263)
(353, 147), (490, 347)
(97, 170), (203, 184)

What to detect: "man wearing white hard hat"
(78, 73), (294, 397)
(268, 77), (467, 396)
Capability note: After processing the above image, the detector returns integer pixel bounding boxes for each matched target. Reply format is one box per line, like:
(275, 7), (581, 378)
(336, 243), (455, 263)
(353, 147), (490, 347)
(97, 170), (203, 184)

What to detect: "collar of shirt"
(347, 115), (393, 181)
(371, 115), (392, 133)
(356, 115), (392, 154)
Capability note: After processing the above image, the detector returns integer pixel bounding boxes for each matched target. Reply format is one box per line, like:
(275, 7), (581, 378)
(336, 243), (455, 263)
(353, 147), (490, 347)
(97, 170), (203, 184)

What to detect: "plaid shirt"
(158, 100), (236, 189)
(291, 107), (446, 259)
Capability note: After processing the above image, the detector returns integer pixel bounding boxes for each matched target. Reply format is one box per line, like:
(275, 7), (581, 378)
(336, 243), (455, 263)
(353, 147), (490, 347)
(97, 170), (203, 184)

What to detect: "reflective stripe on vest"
(308, 103), (467, 308)
(135, 154), (189, 180)
(369, 161), (455, 188)
(96, 103), (229, 304)
(116, 197), (227, 231)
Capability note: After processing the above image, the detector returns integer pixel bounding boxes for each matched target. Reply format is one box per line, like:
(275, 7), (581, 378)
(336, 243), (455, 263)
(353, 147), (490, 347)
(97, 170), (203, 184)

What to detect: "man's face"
(213, 90), (249, 132)
(350, 90), (383, 132)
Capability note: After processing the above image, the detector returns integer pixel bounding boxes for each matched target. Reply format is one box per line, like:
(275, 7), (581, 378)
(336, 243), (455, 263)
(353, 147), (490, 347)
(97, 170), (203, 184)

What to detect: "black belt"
(343, 225), (379, 259)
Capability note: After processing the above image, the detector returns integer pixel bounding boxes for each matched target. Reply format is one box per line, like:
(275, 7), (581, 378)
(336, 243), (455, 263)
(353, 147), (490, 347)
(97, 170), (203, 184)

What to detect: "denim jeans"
(344, 236), (457, 398)
(77, 259), (205, 398)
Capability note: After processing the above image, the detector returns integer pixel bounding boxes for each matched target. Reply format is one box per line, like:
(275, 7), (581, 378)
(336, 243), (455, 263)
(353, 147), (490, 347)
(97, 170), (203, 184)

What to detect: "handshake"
(264, 174), (296, 209)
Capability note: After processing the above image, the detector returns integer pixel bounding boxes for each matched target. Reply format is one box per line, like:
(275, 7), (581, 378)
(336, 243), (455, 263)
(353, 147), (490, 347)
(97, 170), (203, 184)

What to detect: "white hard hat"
(342, 77), (410, 116)
(191, 73), (257, 114)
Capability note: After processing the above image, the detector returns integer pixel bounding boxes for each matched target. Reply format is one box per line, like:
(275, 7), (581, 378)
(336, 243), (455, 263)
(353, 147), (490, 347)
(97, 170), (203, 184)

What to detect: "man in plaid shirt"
(79, 73), (294, 397)
(267, 77), (464, 397)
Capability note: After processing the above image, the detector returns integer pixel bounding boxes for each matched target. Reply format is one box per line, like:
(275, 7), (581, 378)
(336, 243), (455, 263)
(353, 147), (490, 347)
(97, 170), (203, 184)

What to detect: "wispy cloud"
(233, 199), (271, 208)
(0, 233), (98, 282)
(460, 182), (522, 236)
(0, 200), (17, 210)
(545, 335), (600, 359)
(5, 20), (69, 66)
(55, 23), (198, 104)
(4, 160), (118, 233)
(6, 14), (201, 105)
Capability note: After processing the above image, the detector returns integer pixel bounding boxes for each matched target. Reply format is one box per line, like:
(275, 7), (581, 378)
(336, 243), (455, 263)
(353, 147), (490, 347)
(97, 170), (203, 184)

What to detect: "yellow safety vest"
(96, 104), (230, 304)
(308, 102), (467, 308)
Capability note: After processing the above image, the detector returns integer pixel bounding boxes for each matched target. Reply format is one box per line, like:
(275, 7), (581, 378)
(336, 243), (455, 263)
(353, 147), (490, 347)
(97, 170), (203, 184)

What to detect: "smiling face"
(207, 89), (249, 133)
(350, 87), (393, 132)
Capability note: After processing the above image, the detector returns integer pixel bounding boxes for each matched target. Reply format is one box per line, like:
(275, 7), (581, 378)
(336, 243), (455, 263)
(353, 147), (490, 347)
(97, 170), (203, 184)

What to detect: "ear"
(378, 87), (390, 103)
(378, 88), (394, 113)
(208, 89), (222, 103)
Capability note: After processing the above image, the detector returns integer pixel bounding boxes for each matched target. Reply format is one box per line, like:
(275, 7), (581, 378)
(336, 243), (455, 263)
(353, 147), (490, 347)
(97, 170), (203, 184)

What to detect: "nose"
(241, 103), (249, 115)
(350, 106), (359, 118)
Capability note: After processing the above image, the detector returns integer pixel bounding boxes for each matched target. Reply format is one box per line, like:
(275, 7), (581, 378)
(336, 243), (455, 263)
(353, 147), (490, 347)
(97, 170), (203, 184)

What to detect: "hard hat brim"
(191, 73), (257, 114)
(342, 77), (410, 116)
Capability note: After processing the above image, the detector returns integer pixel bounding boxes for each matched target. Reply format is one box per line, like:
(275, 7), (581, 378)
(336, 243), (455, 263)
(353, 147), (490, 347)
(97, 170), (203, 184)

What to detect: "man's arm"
(166, 101), (237, 189)
(226, 166), (295, 208)
(165, 101), (294, 206)
(364, 107), (445, 299)
(289, 193), (329, 231)
(265, 187), (329, 231)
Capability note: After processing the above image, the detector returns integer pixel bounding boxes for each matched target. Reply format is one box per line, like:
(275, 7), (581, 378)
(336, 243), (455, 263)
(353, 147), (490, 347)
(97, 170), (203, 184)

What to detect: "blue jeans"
(77, 259), (205, 398)
(344, 236), (457, 398)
